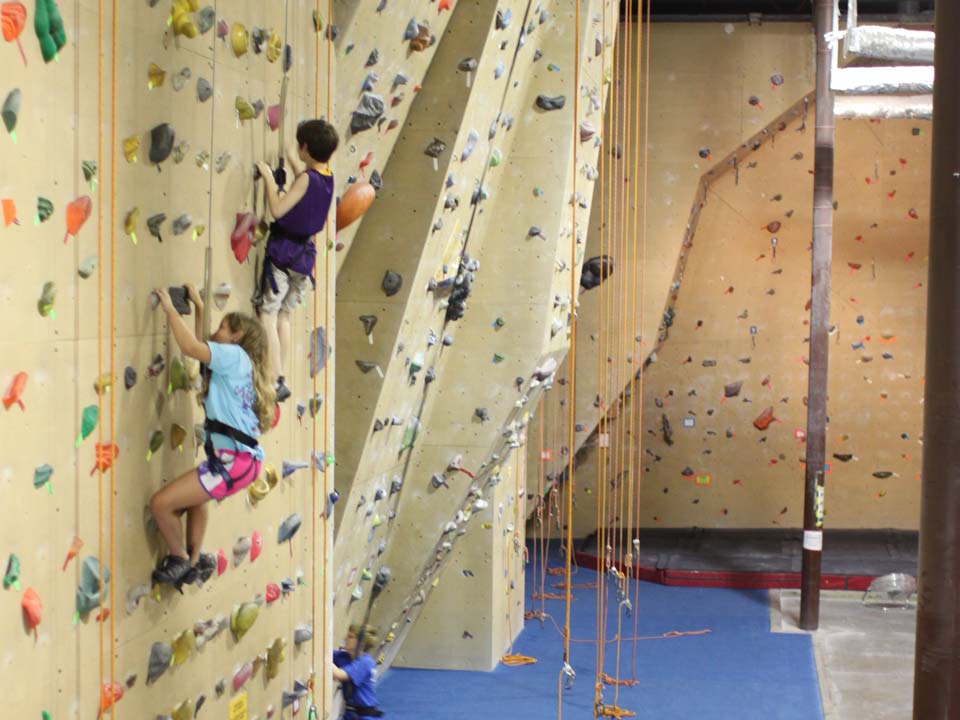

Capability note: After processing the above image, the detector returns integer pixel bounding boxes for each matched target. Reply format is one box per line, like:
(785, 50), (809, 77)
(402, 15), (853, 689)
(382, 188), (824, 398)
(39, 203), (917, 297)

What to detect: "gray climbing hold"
(197, 6), (215, 34)
(147, 642), (173, 684)
(724, 381), (743, 398)
(528, 225), (544, 239)
(535, 95), (565, 111)
(496, 8), (512, 29)
(475, 408), (489, 422)
(370, 170), (383, 190)
(351, 93), (385, 134)
(392, 73), (408, 90)
(494, 60), (505, 79)
(403, 18), (418, 40)
(431, 473), (446, 489)
(366, 48), (380, 67)
(356, 361), (379, 374)
(460, 129), (479, 161)
(362, 72), (378, 92)
(278, 513), (302, 543)
(771, 73), (784, 86)
(215, 678), (226, 696)
(76, 557), (109, 614)
(310, 326), (326, 377)
(458, 57), (478, 72)
(579, 121), (596, 142)
(146, 213), (166, 242)
(533, 49), (542, 62)
(232, 536), (251, 566)
(382, 270), (402, 297)
(124, 366), (137, 389)
(390, 476), (403, 495)
(373, 419), (384, 432)
(172, 214), (192, 236)
(78, 255), (97, 279)
(294, 624), (313, 646)
(424, 367), (436, 384)
(425, 138), (446, 158)
(360, 315), (378, 335)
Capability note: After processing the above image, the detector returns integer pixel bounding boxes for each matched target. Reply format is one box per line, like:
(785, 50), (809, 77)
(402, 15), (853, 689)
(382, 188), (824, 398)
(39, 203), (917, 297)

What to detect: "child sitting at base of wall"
(254, 119), (338, 403)
(333, 623), (383, 719)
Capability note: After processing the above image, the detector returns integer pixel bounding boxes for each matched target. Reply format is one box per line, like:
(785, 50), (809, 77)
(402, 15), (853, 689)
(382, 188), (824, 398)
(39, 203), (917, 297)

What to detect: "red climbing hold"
(336, 182), (375, 232)
(64, 196), (92, 244)
(3, 371), (27, 410)
(250, 530), (263, 562)
(231, 212), (257, 263)
(753, 406), (776, 431)
(100, 682), (124, 712)
(21, 586), (41, 633)
(265, 582), (280, 604)
(217, 548), (227, 576)
(89, 442), (119, 476)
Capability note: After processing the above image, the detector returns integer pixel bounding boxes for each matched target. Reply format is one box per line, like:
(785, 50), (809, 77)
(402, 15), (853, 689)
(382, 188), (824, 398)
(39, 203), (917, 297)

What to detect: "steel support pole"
(913, 0), (960, 716)
(799, 0), (835, 631)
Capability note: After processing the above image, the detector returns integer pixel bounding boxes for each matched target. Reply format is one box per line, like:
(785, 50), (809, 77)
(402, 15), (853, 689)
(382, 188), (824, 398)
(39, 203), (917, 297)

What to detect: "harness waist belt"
(205, 418), (258, 449)
(269, 221), (313, 244)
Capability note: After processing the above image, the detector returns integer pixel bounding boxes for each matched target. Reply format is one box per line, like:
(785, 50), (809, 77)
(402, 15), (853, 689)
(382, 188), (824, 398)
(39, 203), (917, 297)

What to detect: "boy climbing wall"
(254, 119), (338, 402)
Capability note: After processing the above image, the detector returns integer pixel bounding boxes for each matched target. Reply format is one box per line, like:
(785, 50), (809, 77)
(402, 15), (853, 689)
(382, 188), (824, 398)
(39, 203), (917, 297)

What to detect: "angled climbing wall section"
(2, 1), (336, 717)
(329, 0), (615, 672)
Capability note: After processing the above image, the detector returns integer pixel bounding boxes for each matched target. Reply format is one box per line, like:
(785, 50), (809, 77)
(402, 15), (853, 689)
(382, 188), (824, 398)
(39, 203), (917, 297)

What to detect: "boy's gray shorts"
(256, 265), (309, 314)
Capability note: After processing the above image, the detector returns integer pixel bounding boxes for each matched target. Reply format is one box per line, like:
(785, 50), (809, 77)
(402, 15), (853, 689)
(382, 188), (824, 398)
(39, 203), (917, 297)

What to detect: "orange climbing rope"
(108, 0), (118, 709)
(503, 452), (536, 667)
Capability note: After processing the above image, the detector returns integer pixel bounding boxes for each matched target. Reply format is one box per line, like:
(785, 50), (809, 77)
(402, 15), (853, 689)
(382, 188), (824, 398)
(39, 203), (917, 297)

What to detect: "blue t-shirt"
(335, 652), (378, 710)
(205, 342), (264, 461)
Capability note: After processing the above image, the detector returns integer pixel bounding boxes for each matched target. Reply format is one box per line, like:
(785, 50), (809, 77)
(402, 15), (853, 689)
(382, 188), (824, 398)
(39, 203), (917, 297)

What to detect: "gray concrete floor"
(770, 589), (917, 720)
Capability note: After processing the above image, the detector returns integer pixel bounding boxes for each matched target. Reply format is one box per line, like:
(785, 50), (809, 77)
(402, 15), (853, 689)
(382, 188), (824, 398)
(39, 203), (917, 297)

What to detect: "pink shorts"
(198, 450), (261, 501)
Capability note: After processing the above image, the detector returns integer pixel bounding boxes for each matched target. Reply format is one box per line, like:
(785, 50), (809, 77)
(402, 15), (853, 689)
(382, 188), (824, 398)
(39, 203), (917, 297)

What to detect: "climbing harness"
(203, 417), (259, 492)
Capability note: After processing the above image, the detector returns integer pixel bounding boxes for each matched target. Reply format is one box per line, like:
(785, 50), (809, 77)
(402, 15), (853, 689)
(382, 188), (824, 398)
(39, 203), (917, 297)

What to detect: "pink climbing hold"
(250, 530), (263, 562)
(265, 582), (280, 604)
(217, 548), (227, 576)
(267, 103), (281, 131)
(231, 212), (257, 263)
(232, 661), (253, 691)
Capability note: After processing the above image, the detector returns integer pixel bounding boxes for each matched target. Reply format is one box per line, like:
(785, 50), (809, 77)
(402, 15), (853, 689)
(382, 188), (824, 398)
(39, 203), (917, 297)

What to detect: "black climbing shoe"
(275, 377), (291, 403)
(195, 552), (217, 584)
(151, 554), (193, 590)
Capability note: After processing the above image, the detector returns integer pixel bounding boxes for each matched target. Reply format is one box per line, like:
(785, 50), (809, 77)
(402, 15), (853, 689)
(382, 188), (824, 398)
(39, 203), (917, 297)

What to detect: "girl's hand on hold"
(256, 161), (274, 185)
(154, 288), (174, 314)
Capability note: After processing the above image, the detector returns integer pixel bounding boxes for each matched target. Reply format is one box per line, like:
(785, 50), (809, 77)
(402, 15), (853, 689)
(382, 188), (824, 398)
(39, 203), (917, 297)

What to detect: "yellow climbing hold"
(171, 628), (196, 665)
(93, 372), (113, 395)
(266, 637), (286, 680)
(230, 601), (259, 641)
(171, 0), (198, 38)
(124, 207), (139, 244)
(122, 135), (140, 163)
(230, 22), (249, 57)
(171, 699), (194, 720)
(147, 62), (166, 89)
(235, 96), (255, 121)
(266, 29), (282, 63)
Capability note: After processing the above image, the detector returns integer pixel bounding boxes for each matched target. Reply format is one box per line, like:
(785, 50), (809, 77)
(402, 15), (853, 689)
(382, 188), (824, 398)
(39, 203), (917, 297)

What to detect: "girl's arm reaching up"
(257, 161), (309, 220)
(155, 288), (211, 364)
(185, 282), (204, 340)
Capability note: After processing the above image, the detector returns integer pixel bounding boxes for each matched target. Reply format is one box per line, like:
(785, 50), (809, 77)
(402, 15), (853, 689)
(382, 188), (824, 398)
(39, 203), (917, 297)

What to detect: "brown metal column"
(799, 0), (835, 631)
(914, 0), (960, 716)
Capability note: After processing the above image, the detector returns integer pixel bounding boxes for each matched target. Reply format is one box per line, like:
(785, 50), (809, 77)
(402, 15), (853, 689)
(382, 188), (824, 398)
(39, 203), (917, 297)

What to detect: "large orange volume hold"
(336, 181), (375, 232)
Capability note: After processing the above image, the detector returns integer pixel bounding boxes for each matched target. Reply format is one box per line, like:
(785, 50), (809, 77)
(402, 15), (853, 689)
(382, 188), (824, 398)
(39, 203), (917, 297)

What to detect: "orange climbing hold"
(3, 370), (27, 410)
(89, 442), (119, 475)
(21, 586), (41, 633)
(753, 406), (776, 431)
(336, 181), (375, 232)
(2, 197), (17, 226)
(62, 536), (83, 571)
(64, 195), (91, 244)
(438, 0), (452, 11)
(1, 2), (27, 65)
(99, 682), (124, 712)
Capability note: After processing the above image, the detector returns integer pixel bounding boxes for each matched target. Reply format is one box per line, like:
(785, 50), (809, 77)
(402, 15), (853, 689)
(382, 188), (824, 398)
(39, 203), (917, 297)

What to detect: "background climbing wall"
(553, 21), (931, 534)
(328, 0), (615, 672)
(571, 111), (930, 531)
(2, 1), (336, 717)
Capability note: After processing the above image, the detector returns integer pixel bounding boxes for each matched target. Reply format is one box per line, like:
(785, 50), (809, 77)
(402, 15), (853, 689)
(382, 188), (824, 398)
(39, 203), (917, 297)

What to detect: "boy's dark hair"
(297, 119), (339, 162)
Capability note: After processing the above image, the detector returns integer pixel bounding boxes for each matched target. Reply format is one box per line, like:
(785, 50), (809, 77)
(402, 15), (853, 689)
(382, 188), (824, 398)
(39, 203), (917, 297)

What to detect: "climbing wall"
(1, 1), (336, 717)
(526, 20), (818, 536)
(571, 111), (930, 531)
(328, 0), (615, 672)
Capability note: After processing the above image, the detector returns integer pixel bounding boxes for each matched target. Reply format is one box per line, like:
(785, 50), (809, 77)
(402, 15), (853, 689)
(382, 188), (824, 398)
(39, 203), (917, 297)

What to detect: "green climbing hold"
(37, 280), (56, 318)
(33, 463), (53, 490)
(2, 88), (21, 136)
(42, 712), (52, 720)
(34, 0), (67, 63)
(82, 160), (97, 183)
(36, 197), (53, 223)
(3, 553), (20, 589)
(76, 556), (109, 614)
(489, 149), (502, 167)
(75, 404), (99, 447)
(168, 356), (189, 393)
(146, 430), (164, 461)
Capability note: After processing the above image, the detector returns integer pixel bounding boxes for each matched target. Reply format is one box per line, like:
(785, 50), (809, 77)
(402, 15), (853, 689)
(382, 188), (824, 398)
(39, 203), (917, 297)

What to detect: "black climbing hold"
(366, 48), (380, 67)
(124, 366), (137, 389)
(350, 93), (385, 134)
(149, 123), (175, 167)
(535, 95), (565, 111)
(382, 270), (402, 297)
(370, 170), (383, 190)
(581, 255), (613, 290)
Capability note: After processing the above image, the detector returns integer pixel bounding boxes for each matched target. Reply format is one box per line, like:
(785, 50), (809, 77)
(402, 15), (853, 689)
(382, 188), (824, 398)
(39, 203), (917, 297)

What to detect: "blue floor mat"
(377, 558), (822, 720)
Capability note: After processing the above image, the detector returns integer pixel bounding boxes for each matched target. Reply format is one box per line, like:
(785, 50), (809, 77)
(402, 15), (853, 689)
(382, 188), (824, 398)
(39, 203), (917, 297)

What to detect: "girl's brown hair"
(198, 312), (276, 432)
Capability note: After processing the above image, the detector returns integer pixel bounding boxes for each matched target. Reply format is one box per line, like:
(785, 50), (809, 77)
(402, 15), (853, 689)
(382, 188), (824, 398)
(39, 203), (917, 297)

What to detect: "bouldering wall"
(525, 20), (819, 536)
(1, 1), (336, 718)
(329, 0), (615, 672)
(571, 111), (929, 531)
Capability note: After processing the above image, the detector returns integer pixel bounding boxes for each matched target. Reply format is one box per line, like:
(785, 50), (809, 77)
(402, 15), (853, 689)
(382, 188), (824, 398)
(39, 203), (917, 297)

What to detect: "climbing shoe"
(151, 554), (193, 590)
(275, 376), (291, 403)
(195, 552), (217, 584)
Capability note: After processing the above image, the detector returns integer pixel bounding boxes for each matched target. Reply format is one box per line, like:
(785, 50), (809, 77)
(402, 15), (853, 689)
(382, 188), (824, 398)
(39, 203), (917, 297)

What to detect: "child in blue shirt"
(254, 119), (338, 403)
(149, 285), (275, 590)
(333, 624), (383, 718)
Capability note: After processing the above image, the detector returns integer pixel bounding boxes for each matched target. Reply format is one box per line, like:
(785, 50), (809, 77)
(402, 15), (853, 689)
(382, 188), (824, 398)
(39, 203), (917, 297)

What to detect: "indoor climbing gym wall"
(559, 22), (931, 533)
(525, 20), (817, 536)
(2, 1), (336, 718)
(328, 0), (615, 672)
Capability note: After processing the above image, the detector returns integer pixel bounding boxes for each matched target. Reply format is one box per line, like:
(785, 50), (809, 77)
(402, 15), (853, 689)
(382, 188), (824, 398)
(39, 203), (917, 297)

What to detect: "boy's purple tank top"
(275, 168), (334, 236)
(267, 169), (334, 277)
